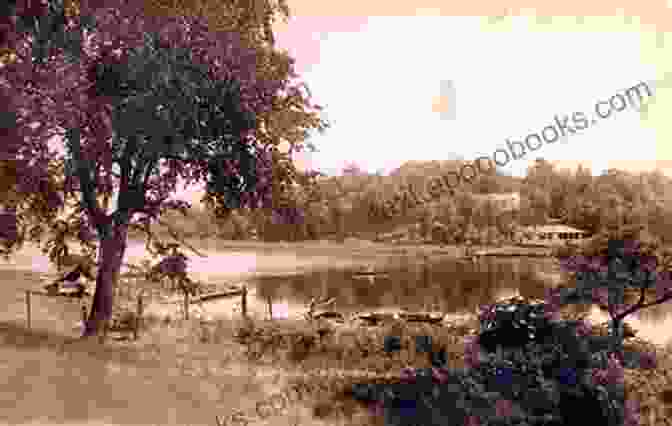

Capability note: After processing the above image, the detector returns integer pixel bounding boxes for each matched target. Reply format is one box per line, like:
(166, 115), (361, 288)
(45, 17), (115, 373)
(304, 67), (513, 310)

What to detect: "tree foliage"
(0, 0), (328, 246)
(0, 0), (328, 336)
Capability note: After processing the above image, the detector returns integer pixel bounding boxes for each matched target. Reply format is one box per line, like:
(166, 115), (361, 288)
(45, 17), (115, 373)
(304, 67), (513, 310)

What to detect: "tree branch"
(613, 290), (672, 322)
(155, 217), (207, 258)
(65, 127), (105, 224)
(116, 135), (149, 213)
(118, 134), (138, 192)
(141, 156), (159, 193)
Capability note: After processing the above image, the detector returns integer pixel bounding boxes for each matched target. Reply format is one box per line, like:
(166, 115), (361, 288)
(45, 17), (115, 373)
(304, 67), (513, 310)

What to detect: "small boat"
(474, 247), (553, 257)
(353, 271), (379, 276)
(352, 266), (389, 281)
(311, 311), (346, 323)
(305, 297), (343, 323)
(353, 312), (402, 326)
(398, 312), (444, 324)
(109, 311), (138, 332)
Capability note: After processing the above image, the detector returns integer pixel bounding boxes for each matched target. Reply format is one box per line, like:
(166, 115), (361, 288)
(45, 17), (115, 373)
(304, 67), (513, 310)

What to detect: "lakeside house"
(465, 194), (591, 247)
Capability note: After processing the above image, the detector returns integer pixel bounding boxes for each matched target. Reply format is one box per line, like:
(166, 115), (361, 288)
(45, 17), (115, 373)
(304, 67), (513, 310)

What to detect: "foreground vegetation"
(223, 309), (672, 426)
(3, 292), (671, 426)
(89, 301), (672, 426)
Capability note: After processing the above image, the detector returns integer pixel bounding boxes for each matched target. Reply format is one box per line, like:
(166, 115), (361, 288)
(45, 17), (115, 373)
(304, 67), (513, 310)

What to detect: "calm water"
(171, 248), (672, 348)
(4, 242), (672, 347)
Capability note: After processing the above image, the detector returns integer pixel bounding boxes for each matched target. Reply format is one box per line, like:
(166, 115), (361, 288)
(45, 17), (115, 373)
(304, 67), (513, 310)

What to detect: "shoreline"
(125, 236), (552, 258)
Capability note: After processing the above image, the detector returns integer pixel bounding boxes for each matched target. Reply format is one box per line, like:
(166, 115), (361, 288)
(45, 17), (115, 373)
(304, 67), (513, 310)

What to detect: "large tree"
(0, 0), (327, 338)
(137, 0), (328, 219)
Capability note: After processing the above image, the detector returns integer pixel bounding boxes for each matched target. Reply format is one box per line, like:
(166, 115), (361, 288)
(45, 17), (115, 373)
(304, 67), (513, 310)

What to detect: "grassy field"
(2, 260), (672, 426)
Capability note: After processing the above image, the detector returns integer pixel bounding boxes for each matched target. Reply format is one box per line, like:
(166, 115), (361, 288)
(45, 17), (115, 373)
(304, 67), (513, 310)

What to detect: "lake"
(246, 253), (672, 349)
(3, 240), (672, 348)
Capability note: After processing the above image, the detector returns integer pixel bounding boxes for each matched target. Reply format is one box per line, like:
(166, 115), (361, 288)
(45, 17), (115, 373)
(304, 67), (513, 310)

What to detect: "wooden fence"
(23, 282), (258, 343)
(24, 289), (145, 341)
(23, 290), (88, 331)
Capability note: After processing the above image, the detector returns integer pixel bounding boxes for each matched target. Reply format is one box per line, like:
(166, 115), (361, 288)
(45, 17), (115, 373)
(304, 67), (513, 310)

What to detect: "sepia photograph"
(0, 2), (671, 426)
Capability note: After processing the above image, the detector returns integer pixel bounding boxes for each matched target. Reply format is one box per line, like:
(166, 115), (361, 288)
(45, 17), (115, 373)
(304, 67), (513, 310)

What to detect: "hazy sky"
(45, 3), (672, 207)
(274, 12), (671, 179)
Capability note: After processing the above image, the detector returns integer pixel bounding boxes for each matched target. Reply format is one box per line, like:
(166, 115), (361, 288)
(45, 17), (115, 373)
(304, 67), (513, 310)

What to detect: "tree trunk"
(82, 220), (129, 339)
(608, 317), (625, 364)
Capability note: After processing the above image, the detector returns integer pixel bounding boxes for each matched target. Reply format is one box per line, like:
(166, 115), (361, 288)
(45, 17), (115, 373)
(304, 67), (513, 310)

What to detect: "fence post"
(77, 304), (87, 337)
(241, 285), (247, 318)
(184, 290), (190, 320)
(100, 319), (108, 344)
(134, 293), (143, 341)
(25, 290), (31, 329)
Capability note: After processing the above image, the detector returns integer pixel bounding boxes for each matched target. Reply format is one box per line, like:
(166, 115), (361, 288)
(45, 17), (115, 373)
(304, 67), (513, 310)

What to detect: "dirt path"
(0, 335), (395, 426)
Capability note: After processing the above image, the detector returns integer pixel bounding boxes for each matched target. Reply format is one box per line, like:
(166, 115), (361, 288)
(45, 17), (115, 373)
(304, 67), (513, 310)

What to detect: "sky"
(39, 2), (672, 207)
(273, 11), (671, 179)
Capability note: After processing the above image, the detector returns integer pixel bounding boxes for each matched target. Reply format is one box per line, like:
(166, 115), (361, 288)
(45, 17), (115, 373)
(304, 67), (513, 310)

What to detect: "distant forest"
(136, 158), (672, 247)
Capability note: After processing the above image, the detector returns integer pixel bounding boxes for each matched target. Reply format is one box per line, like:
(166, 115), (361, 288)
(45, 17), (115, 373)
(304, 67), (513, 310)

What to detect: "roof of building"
(472, 192), (520, 200)
(525, 224), (589, 234)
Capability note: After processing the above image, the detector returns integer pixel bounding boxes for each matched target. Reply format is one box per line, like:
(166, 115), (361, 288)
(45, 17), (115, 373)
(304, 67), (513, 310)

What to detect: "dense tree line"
(162, 158), (672, 247)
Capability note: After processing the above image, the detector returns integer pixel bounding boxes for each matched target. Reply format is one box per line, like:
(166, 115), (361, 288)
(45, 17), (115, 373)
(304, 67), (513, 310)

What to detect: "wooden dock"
(196, 287), (247, 302)
(160, 286), (248, 305)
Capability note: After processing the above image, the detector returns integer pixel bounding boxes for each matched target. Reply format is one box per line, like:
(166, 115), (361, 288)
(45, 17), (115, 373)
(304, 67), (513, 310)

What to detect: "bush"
(353, 296), (633, 426)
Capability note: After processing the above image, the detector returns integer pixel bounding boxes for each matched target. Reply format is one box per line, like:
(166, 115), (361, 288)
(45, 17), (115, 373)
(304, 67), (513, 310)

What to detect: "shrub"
(353, 296), (635, 426)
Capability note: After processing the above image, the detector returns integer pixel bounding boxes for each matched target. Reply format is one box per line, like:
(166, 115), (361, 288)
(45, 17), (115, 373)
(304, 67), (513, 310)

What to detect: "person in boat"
(44, 263), (94, 297)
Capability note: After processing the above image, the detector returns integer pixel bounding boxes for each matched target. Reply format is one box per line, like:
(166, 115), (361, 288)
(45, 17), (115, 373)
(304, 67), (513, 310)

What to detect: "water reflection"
(254, 255), (549, 316)
(250, 255), (672, 348)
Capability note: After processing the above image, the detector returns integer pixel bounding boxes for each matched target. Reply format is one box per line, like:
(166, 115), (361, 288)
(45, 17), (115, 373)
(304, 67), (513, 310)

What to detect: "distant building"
(472, 192), (521, 212)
